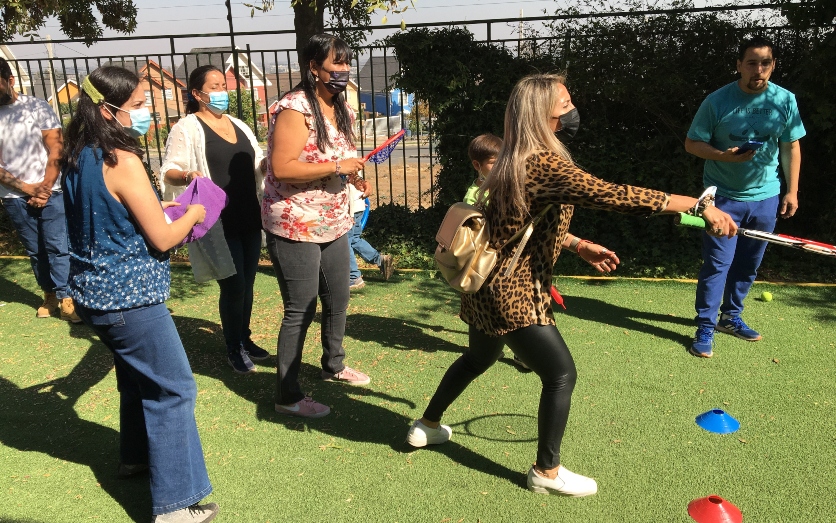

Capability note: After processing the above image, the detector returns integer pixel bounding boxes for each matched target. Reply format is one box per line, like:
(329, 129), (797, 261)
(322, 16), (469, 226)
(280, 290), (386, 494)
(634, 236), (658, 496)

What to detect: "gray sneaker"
(152, 502), (219, 523)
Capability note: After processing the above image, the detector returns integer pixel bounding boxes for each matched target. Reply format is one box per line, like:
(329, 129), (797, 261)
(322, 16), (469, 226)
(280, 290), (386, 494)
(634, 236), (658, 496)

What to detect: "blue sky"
(6, 0), (728, 63)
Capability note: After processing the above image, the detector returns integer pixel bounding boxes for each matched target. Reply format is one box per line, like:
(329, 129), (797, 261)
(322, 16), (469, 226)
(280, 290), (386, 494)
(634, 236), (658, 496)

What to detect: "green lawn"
(1, 258), (834, 523)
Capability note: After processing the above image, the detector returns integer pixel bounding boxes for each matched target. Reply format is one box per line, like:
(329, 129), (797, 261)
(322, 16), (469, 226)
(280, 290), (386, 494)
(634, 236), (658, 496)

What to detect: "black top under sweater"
(198, 117), (261, 238)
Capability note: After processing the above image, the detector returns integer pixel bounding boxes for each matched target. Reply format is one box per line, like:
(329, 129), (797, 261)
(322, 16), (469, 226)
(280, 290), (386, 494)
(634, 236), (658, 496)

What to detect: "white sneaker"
(526, 466), (598, 497)
(152, 502), (219, 523)
(406, 419), (452, 447)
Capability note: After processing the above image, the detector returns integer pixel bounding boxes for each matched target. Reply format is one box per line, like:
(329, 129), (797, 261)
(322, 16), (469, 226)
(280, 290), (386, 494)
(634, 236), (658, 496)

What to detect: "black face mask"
(320, 70), (350, 95)
(555, 107), (580, 141)
(0, 82), (13, 105)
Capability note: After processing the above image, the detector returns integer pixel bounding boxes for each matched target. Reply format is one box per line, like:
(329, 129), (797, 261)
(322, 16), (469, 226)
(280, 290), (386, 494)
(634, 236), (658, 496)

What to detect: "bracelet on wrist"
(576, 239), (591, 253)
(689, 186), (717, 217)
(335, 160), (341, 177)
(568, 237), (581, 252)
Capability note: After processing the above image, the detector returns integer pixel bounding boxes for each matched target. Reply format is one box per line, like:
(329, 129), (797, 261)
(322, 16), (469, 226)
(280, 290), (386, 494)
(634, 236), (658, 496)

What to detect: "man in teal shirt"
(685, 35), (805, 358)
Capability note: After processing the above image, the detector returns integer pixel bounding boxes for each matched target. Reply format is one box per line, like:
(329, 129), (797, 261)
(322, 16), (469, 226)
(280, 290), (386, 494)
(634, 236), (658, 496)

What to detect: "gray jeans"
(266, 231), (350, 404)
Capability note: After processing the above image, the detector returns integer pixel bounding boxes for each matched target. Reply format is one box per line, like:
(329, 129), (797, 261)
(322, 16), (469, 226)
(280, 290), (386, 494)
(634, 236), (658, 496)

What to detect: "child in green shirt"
(463, 133), (502, 205)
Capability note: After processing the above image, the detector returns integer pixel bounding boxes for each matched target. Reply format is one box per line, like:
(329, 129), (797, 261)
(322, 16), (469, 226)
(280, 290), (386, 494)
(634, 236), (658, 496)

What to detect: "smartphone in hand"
(734, 140), (765, 155)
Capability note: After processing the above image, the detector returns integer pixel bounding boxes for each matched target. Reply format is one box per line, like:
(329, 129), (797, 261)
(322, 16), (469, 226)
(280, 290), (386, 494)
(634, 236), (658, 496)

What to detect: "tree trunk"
(293, 0), (327, 69)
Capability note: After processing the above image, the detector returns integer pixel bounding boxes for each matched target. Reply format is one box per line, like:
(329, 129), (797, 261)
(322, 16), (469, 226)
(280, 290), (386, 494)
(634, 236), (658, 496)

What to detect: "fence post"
(225, 0), (244, 119)
(246, 44), (258, 138)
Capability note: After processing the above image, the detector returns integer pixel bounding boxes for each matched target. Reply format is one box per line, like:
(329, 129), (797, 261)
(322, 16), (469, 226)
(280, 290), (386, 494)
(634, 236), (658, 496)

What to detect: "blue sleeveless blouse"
(62, 146), (170, 310)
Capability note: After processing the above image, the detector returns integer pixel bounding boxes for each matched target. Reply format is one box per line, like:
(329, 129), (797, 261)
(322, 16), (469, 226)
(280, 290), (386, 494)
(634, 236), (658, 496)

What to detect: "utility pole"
(225, 0), (244, 119)
(518, 10), (523, 57)
(45, 35), (60, 118)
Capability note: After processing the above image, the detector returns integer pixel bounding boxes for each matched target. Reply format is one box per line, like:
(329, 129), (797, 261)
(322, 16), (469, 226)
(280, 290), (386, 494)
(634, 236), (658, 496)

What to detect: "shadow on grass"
(0, 328), (149, 523)
(170, 314), (527, 490)
(346, 313), (466, 354)
(252, 362), (527, 490)
(556, 295), (694, 346)
(0, 259), (41, 310)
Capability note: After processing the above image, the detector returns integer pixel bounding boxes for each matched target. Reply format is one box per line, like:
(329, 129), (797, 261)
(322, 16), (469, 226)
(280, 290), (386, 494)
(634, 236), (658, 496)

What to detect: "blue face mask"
(200, 90), (229, 115)
(106, 103), (152, 138)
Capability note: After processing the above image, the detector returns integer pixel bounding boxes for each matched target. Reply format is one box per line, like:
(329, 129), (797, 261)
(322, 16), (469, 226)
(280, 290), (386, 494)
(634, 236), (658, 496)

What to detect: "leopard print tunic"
(460, 151), (670, 336)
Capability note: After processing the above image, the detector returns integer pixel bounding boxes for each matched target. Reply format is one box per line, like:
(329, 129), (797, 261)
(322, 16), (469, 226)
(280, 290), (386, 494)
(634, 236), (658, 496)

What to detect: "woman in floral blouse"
(263, 33), (370, 418)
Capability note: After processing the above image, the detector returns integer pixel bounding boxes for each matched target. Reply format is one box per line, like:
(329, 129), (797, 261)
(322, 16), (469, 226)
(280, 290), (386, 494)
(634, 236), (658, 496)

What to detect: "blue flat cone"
(696, 409), (740, 434)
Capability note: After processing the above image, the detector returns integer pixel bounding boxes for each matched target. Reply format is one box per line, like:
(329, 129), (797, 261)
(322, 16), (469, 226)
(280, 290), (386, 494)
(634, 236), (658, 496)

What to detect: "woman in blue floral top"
(61, 66), (218, 523)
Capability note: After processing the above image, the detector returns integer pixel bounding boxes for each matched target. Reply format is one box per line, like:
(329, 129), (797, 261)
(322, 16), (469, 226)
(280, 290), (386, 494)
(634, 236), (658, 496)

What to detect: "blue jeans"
(348, 211), (381, 281)
(75, 303), (212, 515)
(265, 232), (350, 404)
(695, 195), (779, 328)
(217, 229), (262, 348)
(2, 193), (70, 299)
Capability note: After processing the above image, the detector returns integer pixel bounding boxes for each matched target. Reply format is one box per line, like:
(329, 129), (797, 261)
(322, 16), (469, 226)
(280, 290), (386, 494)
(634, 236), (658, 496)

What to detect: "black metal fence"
(1, 4), (799, 209)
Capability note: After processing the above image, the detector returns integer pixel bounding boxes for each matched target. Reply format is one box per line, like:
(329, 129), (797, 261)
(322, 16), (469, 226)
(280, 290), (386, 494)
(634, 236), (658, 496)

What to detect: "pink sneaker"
(275, 397), (331, 418)
(321, 366), (370, 385)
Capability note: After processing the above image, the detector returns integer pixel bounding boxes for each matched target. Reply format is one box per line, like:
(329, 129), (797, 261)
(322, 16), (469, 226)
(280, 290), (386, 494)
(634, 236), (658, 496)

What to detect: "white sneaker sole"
(406, 421), (451, 447)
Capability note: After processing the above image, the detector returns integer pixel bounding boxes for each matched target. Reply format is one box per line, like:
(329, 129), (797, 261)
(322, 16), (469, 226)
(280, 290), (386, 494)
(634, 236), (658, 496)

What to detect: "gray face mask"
(555, 107), (580, 141)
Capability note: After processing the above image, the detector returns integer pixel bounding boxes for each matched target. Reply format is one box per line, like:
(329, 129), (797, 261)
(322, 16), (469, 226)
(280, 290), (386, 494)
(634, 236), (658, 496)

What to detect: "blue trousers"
(694, 195), (779, 328)
(348, 211), (381, 281)
(217, 229), (262, 348)
(2, 193), (70, 299)
(75, 302), (212, 515)
(266, 232), (350, 404)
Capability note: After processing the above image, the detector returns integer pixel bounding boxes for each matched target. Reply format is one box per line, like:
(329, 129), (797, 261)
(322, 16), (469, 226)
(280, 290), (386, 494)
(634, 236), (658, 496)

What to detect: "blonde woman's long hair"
(477, 73), (574, 221)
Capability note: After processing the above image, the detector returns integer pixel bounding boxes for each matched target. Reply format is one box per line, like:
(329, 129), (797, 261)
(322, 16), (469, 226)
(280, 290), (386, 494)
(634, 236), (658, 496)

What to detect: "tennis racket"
(677, 213), (836, 257)
(363, 129), (406, 164)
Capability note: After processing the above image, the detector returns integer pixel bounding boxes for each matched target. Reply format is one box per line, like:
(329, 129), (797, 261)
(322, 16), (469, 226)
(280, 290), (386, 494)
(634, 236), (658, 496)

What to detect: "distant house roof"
(47, 79), (79, 104)
(356, 56), (401, 93)
(264, 71), (303, 104)
(101, 59), (185, 90)
(27, 72), (78, 101)
(174, 47), (271, 88)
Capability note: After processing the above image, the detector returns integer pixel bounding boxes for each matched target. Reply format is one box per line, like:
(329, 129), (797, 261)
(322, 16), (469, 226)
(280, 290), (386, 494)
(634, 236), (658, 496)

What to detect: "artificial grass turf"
(0, 258), (834, 522)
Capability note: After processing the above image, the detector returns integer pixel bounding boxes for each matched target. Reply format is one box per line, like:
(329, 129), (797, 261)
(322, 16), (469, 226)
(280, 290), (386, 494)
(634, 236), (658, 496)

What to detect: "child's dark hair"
(467, 133), (502, 164)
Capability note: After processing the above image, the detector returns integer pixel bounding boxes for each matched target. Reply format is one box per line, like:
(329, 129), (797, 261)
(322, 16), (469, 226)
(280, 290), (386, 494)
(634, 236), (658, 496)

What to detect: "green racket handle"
(675, 212), (707, 229)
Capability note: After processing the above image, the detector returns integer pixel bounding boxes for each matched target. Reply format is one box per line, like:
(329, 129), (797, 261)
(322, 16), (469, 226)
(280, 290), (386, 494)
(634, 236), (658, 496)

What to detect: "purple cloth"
(163, 177), (228, 246)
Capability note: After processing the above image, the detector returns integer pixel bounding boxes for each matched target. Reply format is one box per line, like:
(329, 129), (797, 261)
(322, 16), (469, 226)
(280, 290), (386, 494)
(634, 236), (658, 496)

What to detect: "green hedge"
(384, 5), (836, 282)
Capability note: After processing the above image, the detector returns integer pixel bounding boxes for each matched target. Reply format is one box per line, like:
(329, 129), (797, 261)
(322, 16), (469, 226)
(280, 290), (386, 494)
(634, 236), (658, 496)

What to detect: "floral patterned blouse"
(261, 90), (355, 243)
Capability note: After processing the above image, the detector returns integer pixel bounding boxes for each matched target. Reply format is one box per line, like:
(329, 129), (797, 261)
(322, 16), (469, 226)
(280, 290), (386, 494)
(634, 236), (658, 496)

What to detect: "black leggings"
(423, 323), (577, 469)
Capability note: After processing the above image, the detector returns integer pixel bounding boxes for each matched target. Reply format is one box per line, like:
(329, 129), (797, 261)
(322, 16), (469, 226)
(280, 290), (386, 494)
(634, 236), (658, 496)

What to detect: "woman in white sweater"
(161, 65), (268, 374)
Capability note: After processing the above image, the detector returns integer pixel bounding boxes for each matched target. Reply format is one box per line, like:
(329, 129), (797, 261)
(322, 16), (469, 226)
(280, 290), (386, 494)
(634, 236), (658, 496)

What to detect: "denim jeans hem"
(152, 483), (213, 515)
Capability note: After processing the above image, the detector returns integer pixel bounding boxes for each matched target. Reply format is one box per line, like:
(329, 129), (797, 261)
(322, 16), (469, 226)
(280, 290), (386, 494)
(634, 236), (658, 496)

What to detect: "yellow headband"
(81, 76), (104, 104)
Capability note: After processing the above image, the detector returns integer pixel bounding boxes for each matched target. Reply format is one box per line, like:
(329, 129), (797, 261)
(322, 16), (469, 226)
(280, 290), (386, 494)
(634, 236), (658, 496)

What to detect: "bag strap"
(500, 204), (553, 277)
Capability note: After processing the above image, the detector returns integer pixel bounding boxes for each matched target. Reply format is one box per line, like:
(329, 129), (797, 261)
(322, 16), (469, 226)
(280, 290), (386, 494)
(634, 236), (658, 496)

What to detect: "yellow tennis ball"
(761, 291), (773, 302)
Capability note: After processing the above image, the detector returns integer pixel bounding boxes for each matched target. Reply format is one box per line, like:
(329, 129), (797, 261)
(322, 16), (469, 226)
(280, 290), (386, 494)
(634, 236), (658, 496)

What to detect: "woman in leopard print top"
(406, 74), (737, 497)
